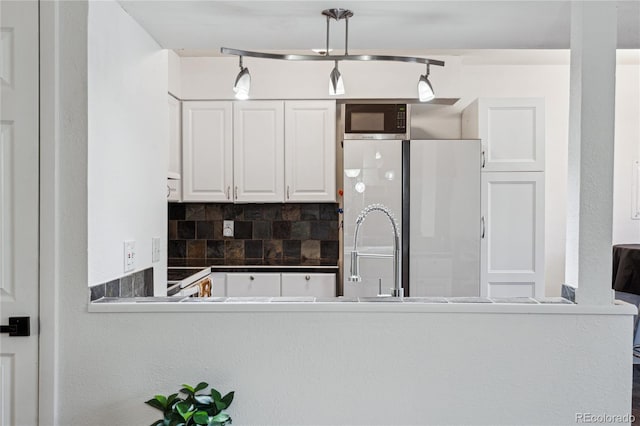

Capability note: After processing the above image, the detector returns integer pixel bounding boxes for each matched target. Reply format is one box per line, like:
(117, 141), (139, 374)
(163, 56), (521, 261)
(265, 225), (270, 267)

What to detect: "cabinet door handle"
(481, 150), (486, 168)
(167, 185), (171, 198)
(226, 186), (230, 200)
(249, 275), (254, 281)
(287, 185), (290, 200)
(235, 186), (238, 200)
(481, 216), (485, 239)
(305, 275), (310, 281)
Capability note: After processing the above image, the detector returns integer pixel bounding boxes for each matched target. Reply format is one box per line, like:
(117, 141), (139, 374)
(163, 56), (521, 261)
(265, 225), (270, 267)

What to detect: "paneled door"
(481, 172), (545, 298)
(284, 100), (336, 202)
(233, 101), (284, 202)
(182, 101), (233, 202)
(0, 1), (40, 425)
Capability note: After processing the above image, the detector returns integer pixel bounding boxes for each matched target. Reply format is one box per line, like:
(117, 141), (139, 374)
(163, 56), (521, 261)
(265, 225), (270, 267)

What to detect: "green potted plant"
(146, 382), (234, 426)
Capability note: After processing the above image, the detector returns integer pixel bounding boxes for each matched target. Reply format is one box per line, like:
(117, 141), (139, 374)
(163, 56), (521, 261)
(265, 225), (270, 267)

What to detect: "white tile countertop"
(88, 296), (638, 316)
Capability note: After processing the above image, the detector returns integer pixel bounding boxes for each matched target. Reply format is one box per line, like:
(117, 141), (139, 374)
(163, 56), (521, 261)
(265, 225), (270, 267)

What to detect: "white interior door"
(0, 1), (39, 425)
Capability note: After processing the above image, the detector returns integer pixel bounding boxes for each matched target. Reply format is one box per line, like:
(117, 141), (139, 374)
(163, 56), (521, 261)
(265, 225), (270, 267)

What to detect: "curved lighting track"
(221, 9), (444, 99)
(220, 47), (445, 67)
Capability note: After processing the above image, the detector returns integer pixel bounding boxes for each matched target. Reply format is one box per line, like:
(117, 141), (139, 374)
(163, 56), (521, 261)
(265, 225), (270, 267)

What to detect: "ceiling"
(118, 1), (640, 55)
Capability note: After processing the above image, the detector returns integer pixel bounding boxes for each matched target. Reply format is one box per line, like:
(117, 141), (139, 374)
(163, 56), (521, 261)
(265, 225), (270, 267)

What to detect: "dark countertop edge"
(208, 265), (339, 273)
(168, 258), (339, 269)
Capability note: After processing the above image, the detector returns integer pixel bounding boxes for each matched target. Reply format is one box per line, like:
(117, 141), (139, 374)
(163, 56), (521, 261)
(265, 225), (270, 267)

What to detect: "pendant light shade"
(329, 61), (344, 96)
(233, 57), (251, 100)
(418, 64), (435, 102)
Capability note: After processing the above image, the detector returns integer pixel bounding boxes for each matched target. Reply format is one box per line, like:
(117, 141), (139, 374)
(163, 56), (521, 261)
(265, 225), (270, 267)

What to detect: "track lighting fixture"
(222, 9), (444, 99)
(418, 64), (435, 102)
(233, 56), (251, 100)
(329, 61), (345, 96)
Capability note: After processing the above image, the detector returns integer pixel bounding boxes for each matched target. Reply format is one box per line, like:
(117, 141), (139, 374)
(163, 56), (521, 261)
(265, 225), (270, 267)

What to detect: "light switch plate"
(124, 240), (136, 272)
(152, 237), (161, 263)
(223, 220), (234, 237)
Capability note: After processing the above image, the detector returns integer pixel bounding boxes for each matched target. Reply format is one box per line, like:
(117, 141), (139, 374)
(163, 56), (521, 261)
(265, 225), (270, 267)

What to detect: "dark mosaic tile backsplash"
(168, 203), (340, 263)
(89, 267), (154, 301)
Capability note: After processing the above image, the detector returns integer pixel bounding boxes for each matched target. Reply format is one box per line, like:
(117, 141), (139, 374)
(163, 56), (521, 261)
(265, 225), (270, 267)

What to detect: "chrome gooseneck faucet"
(348, 204), (403, 298)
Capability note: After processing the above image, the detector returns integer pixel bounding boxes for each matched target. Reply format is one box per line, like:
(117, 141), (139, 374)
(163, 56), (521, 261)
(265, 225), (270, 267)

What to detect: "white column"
(566, 2), (617, 305)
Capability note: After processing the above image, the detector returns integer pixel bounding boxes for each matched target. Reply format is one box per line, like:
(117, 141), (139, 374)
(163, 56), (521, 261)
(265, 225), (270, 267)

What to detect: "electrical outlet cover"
(124, 240), (136, 272)
(223, 220), (234, 237)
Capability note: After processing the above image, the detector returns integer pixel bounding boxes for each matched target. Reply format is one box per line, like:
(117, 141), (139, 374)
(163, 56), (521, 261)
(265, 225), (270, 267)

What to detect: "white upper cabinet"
(284, 100), (336, 202)
(234, 101), (285, 202)
(462, 98), (545, 172)
(481, 172), (545, 298)
(167, 95), (182, 201)
(182, 101), (233, 202)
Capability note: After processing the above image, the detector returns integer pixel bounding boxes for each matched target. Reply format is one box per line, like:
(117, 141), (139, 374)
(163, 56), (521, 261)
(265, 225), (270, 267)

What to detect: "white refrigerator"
(343, 139), (481, 297)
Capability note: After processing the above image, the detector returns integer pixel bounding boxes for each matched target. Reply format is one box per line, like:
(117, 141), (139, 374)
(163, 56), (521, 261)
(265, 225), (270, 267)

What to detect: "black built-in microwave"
(343, 103), (410, 139)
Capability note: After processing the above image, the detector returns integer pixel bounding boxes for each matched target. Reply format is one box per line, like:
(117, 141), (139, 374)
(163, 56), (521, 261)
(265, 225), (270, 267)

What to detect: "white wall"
(168, 49), (182, 98)
(613, 61), (640, 244)
(88, 0), (168, 291)
(178, 53), (639, 296)
(66, 307), (635, 426)
(43, 4), (636, 425)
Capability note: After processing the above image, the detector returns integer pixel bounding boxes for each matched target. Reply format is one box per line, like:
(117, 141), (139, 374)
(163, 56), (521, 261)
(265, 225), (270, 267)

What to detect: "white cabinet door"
(182, 101), (233, 202)
(284, 100), (336, 202)
(462, 98), (545, 172)
(233, 101), (285, 202)
(481, 172), (545, 298)
(226, 273), (281, 297)
(281, 273), (336, 297)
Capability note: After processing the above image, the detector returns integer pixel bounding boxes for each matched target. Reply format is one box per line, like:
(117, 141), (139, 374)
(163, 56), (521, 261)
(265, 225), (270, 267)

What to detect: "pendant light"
(418, 64), (435, 102)
(221, 9), (445, 99)
(329, 60), (344, 95)
(233, 56), (251, 100)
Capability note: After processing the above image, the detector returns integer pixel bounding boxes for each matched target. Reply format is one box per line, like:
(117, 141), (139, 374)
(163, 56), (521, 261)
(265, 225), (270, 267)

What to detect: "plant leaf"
(149, 420), (164, 426)
(145, 397), (166, 412)
(221, 392), (234, 408)
(193, 411), (210, 425)
(210, 388), (222, 402)
(195, 395), (213, 405)
(213, 400), (227, 411)
(167, 393), (180, 406)
(176, 401), (194, 421)
(194, 382), (209, 392)
(209, 412), (230, 425)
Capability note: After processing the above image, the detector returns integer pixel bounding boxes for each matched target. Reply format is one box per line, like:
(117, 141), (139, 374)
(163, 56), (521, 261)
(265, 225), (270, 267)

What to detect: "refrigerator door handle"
(481, 216), (486, 239)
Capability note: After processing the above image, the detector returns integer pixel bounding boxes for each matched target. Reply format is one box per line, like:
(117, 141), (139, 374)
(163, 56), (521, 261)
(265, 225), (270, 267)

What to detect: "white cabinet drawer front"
(281, 273), (336, 297)
(209, 272), (226, 297)
(226, 273), (281, 297)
